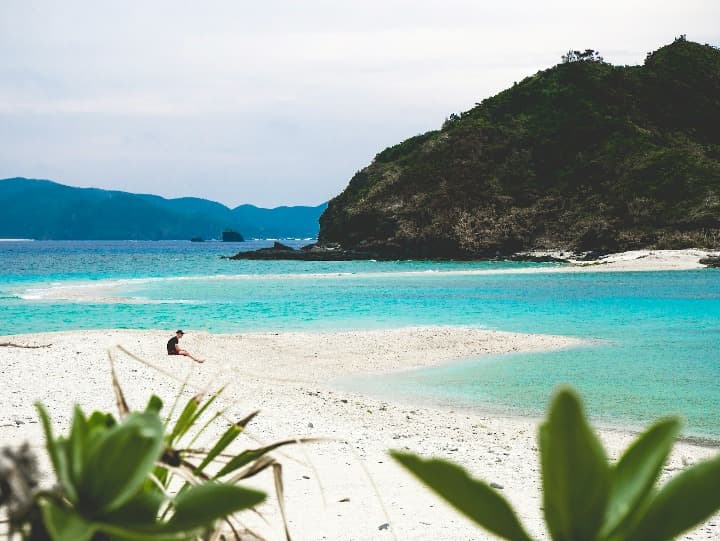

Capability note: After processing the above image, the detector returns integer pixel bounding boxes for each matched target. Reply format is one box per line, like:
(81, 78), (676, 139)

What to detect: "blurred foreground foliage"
(2, 377), (306, 540)
(392, 387), (720, 541)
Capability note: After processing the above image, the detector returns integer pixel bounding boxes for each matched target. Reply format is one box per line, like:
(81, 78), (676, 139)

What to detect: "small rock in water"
(490, 482), (504, 490)
(378, 523), (390, 531)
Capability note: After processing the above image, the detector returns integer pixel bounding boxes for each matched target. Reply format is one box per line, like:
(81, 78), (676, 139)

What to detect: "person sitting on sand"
(167, 330), (205, 364)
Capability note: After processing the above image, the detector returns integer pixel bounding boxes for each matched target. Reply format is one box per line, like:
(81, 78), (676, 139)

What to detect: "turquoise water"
(1, 241), (718, 439)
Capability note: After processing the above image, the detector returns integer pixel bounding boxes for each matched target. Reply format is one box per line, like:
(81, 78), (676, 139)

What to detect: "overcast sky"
(1, 1), (718, 207)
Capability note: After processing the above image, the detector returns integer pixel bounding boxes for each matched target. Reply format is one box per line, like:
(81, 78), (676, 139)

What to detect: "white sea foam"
(19, 282), (202, 303)
(16, 249), (712, 303)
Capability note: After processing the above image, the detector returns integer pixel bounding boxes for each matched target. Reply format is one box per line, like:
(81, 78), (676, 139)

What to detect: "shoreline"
(1, 327), (718, 540)
(340, 379), (720, 450)
(530, 248), (718, 271)
(228, 244), (719, 269)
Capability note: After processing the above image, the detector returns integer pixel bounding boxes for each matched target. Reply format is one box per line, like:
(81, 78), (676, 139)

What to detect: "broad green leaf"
(391, 451), (533, 541)
(98, 523), (205, 541)
(40, 500), (96, 541)
(539, 388), (610, 541)
(625, 454), (720, 541)
(87, 410), (116, 431)
(85, 411), (116, 459)
(145, 395), (164, 415)
(96, 484), (255, 541)
(601, 417), (681, 539)
(36, 403), (77, 502)
(168, 482), (266, 531)
(68, 406), (88, 489)
(215, 439), (298, 478)
(78, 411), (165, 514)
(95, 522), (204, 541)
(195, 422), (243, 474)
(99, 490), (165, 526)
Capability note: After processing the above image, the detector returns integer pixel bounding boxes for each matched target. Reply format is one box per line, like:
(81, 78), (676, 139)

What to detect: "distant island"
(310, 38), (720, 259)
(221, 229), (244, 242)
(0, 178), (326, 240)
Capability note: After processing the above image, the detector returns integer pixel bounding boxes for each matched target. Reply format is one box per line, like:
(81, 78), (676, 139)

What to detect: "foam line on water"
(24, 259), (692, 303)
(15, 266), (564, 302)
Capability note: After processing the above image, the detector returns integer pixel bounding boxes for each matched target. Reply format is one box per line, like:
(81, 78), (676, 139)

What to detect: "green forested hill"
(0, 177), (326, 240)
(319, 39), (720, 257)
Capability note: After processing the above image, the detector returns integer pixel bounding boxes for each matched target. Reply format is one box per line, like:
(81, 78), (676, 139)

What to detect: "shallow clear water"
(1, 241), (718, 439)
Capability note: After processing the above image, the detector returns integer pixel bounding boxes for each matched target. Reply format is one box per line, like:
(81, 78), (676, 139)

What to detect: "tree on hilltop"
(561, 49), (604, 63)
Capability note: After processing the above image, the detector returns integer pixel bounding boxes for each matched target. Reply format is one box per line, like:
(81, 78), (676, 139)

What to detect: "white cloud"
(0, 0), (718, 205)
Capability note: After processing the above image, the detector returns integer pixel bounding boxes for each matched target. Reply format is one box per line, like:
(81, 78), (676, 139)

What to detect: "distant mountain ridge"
(0, 177), (326, 240)
(319, 39), (720, 258)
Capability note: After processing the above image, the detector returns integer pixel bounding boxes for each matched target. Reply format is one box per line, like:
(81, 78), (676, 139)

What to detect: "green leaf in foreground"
(78, 411), (165, 514)
(145, 394), (164, 415)
(87, 410), (116, 431)
(36, 403), (77, 502)
(169, 482), (266, 531)
(625, 454), (720, 541)
(390, 386), (720, 541)
(601, 417), (681, 539)
(215, 439), (299, 478)
(168, 395), (200, 445)
(168, 388), (224, 446)
(98, 490), (165, 526)
(40, 500), (95, 541)
(195, 422), (243, 474)
(539, 388), (610, 541)
(390, 451), (533, 541)
(68, 406), (88, 490)
(94, 524), (204, 541)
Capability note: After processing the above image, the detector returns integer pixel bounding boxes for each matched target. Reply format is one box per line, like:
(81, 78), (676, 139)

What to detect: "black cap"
(176, 330), (184, 335)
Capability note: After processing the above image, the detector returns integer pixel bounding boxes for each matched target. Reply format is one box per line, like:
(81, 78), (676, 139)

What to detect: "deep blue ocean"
(1, 240), (718, 439)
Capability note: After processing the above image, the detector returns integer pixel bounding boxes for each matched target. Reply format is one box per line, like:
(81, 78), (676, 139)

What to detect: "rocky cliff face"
(319, 39), (720, 258)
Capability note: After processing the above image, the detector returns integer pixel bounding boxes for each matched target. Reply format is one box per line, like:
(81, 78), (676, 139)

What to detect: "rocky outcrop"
(221, 229), (244, 242)
(699, 256), (720, 268)
(226, 242), (389, 261)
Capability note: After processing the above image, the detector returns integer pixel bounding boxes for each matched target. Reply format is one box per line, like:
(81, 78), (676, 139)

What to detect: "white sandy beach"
(544, 249), (718, 271)
(1, 325), (718, 540)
